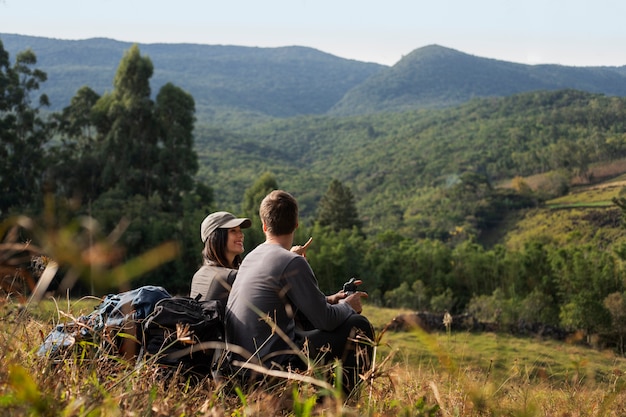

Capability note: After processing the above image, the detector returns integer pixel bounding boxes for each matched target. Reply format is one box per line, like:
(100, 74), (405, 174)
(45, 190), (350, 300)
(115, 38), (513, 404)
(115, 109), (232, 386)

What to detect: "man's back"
(225, 242), (354, 366)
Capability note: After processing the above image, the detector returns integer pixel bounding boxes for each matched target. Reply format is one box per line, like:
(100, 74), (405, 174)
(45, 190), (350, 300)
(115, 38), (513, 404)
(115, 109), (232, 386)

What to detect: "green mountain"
(330, 44), (626, 115)
(3, 34), (626, 122)
(0, 33), (384, 121)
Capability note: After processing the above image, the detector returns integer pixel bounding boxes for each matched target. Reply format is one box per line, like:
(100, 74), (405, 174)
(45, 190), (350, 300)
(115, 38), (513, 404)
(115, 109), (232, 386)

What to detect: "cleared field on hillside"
(498, 158), (626, 194)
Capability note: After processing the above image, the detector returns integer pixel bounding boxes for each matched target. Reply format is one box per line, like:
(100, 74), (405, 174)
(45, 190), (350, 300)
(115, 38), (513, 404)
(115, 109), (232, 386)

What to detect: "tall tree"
(49, 86), (103, 203)
(52, 45), (198, 211)
(316, 179), (362, 232)
(604, 292), (626, 354)
(305, 223), (365, 293)
(552, 246), (621, 337)
(241, 172), (278, 219)
(0, 41), (50, 216)
(46, 45), (203, 292)
(97, 44), (159, 200)
(154, 82), (198, 208)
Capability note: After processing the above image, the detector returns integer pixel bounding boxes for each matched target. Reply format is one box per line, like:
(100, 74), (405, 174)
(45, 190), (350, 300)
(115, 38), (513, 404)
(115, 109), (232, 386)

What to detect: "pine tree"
(316, 179), (362, 232)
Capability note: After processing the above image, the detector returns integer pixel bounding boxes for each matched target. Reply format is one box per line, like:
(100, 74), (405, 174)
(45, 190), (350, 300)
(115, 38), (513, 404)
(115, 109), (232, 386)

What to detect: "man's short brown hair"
(259, 190), (298, 236)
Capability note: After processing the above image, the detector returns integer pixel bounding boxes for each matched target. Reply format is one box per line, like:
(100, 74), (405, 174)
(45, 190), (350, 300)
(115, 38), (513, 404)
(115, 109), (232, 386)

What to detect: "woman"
(190, 211), (251, 309)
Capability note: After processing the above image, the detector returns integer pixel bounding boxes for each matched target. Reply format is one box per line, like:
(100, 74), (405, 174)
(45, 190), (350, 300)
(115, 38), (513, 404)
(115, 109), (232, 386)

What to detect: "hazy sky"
(2, 0), (626, 67)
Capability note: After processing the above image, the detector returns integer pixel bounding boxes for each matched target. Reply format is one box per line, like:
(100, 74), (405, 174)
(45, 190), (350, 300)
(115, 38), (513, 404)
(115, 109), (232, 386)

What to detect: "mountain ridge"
(3, 33), (626, 122)
(330, 44), (626, 115)
(0, 33), (384, 120)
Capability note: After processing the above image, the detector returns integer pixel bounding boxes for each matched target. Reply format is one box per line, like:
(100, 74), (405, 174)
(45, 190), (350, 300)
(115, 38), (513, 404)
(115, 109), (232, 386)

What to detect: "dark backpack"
(142, 296), (225, 377)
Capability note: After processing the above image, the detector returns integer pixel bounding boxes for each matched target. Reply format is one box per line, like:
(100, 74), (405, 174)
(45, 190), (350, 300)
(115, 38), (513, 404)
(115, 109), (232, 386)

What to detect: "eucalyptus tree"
(49, 86), (103, 203)
(52, 44), (198, 212)
(47, 45), (203, 292)
(552, 245), (621, 339)
(96, 45), (161, 203)
(154, 82), (198, 208)
(0, 40), (50, 216)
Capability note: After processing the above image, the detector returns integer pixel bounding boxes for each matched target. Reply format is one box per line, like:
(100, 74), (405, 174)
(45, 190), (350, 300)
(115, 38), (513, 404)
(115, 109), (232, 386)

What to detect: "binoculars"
(342, 277), (359, 295)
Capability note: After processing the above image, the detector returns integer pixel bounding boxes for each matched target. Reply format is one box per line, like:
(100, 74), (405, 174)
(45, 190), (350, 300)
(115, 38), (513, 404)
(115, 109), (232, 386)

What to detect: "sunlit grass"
(22, 296), (101, 323)
(547, 184), (622, 207)
(503, 206), (626, 251)
(4, 299), (626, 415)
(365, 306), (626, 387)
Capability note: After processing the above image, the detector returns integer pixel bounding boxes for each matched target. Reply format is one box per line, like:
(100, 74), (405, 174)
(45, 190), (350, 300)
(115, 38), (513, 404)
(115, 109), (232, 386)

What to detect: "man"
(225, 190), (373, 395)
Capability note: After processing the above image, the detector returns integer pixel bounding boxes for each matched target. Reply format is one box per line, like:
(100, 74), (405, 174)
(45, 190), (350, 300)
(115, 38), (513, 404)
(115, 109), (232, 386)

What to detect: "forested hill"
(329, 44), (626, 115)
(199, 90), (626, 238)
(0, 33), (384, 120)
(3, 34), (626, 122)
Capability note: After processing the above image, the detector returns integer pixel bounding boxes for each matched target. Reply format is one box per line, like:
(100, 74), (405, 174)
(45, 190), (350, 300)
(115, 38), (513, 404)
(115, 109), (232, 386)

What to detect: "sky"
(2, 0), (626, 67)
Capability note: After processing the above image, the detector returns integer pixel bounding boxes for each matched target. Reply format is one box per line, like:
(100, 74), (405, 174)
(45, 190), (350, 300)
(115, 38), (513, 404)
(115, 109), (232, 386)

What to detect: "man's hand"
(327, 279), (363, 305)
(342, 291), (368, 314)
(291, 237), (313, 258)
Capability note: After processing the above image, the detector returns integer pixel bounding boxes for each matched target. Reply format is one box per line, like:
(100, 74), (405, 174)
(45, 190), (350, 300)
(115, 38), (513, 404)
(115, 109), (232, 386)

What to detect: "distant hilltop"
(2, 33), (626, 122)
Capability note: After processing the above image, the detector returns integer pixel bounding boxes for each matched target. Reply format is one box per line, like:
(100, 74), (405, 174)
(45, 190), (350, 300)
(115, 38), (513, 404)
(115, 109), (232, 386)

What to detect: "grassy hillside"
(501, 177), (626, 252)
(26, 299), (626, 386)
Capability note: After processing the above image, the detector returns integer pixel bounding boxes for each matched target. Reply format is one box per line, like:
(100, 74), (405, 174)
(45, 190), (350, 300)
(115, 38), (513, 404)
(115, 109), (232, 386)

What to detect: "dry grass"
(2, 300), (626, 416)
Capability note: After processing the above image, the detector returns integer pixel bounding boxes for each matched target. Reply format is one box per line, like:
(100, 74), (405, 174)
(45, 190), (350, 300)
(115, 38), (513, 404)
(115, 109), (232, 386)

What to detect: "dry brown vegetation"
(3, 299), (626, 416)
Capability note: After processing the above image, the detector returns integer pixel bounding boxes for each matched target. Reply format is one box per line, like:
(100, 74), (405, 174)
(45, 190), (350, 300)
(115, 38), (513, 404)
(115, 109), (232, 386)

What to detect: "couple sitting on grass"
(190, 190), (374, 395)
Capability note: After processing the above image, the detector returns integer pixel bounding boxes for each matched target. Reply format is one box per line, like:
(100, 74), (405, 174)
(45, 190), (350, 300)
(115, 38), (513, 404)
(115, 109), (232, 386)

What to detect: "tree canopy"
(1, 43), (210, 293)
(0, 41), (50, 216)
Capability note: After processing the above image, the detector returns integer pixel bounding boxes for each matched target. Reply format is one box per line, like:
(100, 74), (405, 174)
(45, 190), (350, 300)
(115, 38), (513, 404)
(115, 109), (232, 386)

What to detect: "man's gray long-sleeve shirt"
(225, 243), (354, 366)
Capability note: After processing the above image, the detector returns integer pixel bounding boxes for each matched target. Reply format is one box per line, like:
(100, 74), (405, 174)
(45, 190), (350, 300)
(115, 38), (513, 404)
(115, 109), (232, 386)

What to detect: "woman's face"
(226, 226), (245, 259)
